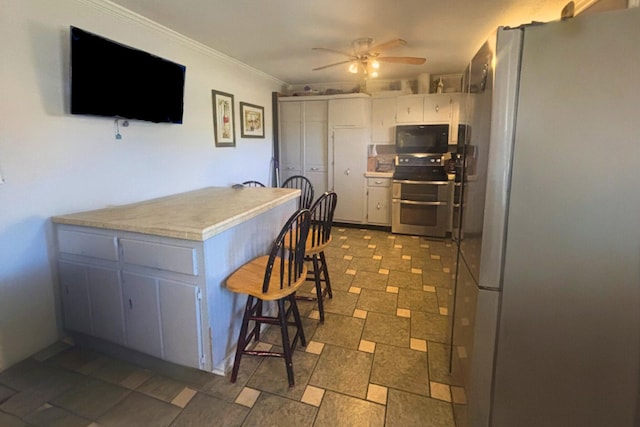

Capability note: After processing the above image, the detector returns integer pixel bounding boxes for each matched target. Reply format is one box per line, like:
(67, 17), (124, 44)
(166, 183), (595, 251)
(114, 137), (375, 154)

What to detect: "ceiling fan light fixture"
(348, 62), (359, 74)
(371, 60), (380, 69)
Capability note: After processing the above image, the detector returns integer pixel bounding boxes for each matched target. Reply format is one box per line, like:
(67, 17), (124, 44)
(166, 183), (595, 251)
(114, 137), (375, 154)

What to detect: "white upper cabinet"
(423, 93), (452, 123)
(279, 101), (303, 172)
(371, 97), (397, 143)
(329, 97), (369, 128)
(278, 98), (329, 193)
(396, 95), (424, 123)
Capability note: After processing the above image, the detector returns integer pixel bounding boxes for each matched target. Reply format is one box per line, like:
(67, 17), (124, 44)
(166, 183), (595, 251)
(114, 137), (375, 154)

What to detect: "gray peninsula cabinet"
(53, 187), (299, 375)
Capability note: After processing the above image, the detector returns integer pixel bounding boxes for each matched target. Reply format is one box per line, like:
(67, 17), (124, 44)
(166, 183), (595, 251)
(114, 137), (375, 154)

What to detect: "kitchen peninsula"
(52, 186), (300, 375)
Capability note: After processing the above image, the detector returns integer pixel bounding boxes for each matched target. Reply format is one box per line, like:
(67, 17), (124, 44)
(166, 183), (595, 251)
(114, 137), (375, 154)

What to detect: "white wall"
(0, 0), (285, 370)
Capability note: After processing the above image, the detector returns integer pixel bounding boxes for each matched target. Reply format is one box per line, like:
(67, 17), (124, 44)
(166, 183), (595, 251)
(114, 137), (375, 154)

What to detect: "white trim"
(75, 0), (287, 86)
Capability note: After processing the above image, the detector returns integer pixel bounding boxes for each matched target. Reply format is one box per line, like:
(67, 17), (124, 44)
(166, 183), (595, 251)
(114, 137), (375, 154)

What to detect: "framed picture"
(212, 90), (235, 147)
(240, 102), (265, 138)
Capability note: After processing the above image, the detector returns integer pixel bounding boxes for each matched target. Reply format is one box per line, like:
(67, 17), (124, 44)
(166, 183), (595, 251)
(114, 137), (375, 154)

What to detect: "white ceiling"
(110, 0), (581, 86)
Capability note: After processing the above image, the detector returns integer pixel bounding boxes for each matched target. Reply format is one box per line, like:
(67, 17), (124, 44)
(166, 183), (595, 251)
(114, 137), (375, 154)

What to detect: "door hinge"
(196, 288), (203, 301)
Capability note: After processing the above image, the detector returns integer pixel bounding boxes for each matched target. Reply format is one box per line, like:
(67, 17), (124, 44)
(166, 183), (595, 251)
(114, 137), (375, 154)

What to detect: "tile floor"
(0, 227), (465, 427)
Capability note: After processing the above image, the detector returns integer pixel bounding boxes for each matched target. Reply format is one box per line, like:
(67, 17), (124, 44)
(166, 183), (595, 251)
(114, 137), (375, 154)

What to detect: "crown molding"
(75, 0), (287, 87)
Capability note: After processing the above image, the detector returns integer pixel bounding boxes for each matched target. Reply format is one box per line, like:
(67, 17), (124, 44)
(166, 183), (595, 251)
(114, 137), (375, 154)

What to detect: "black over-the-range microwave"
(395, 124), (449, 153)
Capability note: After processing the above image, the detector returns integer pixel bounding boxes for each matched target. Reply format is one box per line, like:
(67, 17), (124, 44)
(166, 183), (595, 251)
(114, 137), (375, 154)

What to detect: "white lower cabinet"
(121, 272), (203, 366)
(366, 178), (391, 225)
(87, 266), (124, 345)
(59, 261), (124, 342)
(122, 272), (162, 358)
(56, 226), (205, 370)
(158, 279), (203, 368)
(59, 261), (93, 336)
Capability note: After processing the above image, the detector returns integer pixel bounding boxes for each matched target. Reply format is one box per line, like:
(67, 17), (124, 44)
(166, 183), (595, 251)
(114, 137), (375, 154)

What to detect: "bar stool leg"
(278, 298), (295, 387)
(312, 254), (326, 322)
(320, 251), (333, 299)
(231, 295), (254, 383)
(289, 294), (306, 347)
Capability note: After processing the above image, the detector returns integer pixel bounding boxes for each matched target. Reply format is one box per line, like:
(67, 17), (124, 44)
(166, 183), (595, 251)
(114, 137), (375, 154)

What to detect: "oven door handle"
(393, 200), (448, 206)
(392, 180), (450, 185)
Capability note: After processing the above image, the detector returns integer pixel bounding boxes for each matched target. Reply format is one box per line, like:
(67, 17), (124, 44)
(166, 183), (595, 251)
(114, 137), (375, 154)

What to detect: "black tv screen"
(70, 26), (186, 124)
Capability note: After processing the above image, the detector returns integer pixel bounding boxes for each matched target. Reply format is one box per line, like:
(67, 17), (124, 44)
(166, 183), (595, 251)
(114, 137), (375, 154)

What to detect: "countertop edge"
(52, 188), (300, 241)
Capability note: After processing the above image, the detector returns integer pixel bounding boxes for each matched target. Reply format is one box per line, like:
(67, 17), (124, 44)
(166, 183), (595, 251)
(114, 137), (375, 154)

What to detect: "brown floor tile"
(311, 313), (365, 349)
(386, 388), (455, 427)
(96, 391), (180, 426)
(387, 270), (423, 290)
(362, 312), (411, 348)
(356, 288), (398, 315)
(398, 288), (440, 313)
(50, 377), (130, 419)
(246, 348), (318, 400)
(314, 390), (385, 427)
(22, 405), (92, 427)
(351, 271), (388, 291)
(242, 392), (316, 427)
(371, 343), (430, 396)
(171, 392), (248, 426)
(411, 311), (451, 344)
(309, 345), (372, 399)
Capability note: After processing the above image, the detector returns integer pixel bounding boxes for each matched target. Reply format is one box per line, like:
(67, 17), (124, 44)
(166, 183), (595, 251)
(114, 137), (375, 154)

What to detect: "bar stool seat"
(226, 209), (311, 387)
(227, 256), (307, 301)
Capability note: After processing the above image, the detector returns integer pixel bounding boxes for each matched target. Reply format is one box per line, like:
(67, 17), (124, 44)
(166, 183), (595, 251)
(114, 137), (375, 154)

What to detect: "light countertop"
(52, 187), (300, 241)
(364, 171), (394, 178)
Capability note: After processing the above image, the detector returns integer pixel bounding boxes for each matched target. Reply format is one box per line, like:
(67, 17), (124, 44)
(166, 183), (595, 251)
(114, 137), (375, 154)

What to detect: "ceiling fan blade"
(369, 38), (407, 52)
(312, 60), (353, 71)
(312, 47), (354, 58)
(377, 56), (426, 65)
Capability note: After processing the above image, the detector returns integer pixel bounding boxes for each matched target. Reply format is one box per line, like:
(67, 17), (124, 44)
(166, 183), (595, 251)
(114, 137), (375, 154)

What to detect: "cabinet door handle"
(376, 202), (381, 210)
(374, 180), (383, 184)
(407, 107), (411, 114)
(435, 104), (439, 113)
(129, 298), (133, 309)
(345, 168), (350, 176)
(310, 167), (319, 171)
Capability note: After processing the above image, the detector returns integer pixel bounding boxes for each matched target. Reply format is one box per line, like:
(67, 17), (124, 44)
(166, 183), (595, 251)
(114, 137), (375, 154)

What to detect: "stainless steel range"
(391, 153), (452, 237)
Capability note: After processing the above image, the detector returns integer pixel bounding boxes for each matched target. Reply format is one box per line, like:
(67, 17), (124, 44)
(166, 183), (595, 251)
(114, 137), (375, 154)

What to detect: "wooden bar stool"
(281, 175), (314, 209)
(226, 209), (311, 387)
(298, 191), (337, 322)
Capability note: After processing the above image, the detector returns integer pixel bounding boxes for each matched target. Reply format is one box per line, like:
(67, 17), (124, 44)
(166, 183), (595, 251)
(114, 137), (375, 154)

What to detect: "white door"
(159, 279), (203, 369)
(423, 94), (452, 123)
(332, 128), (366, 223)
(122, 272), (162, 358)
(58, 261), (93, 335)
(371, 97), (397, 142)
(87, 266), (125, 345)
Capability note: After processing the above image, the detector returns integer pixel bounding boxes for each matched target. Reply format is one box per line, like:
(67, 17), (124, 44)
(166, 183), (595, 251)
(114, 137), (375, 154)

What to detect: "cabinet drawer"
(120, 239), (198, 276)
(367, 178), (391, 188)
(58, 229), (119, 261)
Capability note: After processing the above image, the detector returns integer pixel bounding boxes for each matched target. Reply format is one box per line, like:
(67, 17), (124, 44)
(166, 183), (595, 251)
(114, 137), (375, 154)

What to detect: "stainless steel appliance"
(395, 124), (449, 153)
(391, 153), (451, 237)
(449, 9), (640, 427)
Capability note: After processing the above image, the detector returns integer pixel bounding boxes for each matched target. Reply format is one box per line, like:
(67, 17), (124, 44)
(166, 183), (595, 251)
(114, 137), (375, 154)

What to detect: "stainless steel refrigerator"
(450, 8), (640, 427)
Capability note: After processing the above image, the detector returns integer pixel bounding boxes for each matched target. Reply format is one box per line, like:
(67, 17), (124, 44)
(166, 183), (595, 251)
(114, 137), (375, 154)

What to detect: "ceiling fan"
(312, 37), (426, 78)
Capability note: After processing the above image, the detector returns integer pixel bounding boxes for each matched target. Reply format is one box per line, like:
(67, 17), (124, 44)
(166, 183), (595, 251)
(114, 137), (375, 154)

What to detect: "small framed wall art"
(212, 90), (235, 147)
(240, 102), (265, 138)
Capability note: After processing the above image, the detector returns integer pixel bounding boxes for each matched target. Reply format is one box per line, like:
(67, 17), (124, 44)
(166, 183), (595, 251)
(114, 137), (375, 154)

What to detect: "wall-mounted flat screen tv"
(70, 26), (186, 124)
